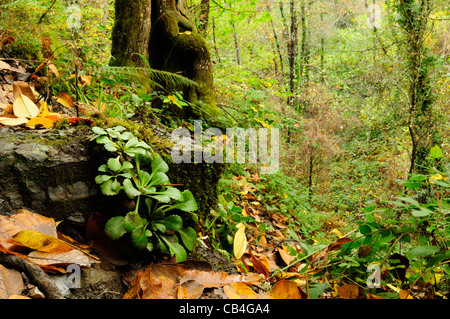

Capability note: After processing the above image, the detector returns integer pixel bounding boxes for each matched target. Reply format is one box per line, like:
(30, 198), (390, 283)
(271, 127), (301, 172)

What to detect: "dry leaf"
(57, 92), (74, 108)
(277, 246), (295, 266)
(9, 229), (73, 253)
(250, 251), (270, 277)
(27, 249), (99, 267)
(269, 280), (302, 299)
(177, 280), (204, 299)
(26, 117), (54, 129)
(223, 282), (258, 299)
(48, 64), (59, 77)
(0, 60), (11, 70)
(138, 263), (261, 299)
(0, 265), (24, 299)
(123, 272), (143, 299)
(337, 283), (359, 299)
(13, 94), (39, 118)
(0, 116), (28, 126)
(13, 81), (35, 102)
(233, 225), (247, 259)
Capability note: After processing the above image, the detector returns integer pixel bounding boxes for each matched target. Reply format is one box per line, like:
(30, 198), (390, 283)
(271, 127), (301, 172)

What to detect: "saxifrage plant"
(91, 125), (198, 262)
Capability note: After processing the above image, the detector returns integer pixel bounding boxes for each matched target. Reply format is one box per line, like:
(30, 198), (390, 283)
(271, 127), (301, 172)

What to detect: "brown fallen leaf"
(223, 282), (258, 299)
(13, 81), (35, 103)
(250, 251), (270, 277)
(27, 249), (99, 268)
(136, 262), (261, 299)
(337, 283), (359, 299)
(0, 264), (24, 299)
(177, 280), (204, 299)
(123, 272), (143, 299)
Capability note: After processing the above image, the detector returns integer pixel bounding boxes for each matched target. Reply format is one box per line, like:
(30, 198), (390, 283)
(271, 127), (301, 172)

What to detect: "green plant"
(91, 125), (198, 262)
(327, 146), (449, 298)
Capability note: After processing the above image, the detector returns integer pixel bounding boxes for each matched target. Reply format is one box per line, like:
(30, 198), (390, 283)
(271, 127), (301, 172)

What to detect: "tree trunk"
(148, 0), (220, 119)
(110, 0), (221, 120)
(287, 0), (298, 109)
(110, 0), (152, 67)
(198, 0), (210, 36)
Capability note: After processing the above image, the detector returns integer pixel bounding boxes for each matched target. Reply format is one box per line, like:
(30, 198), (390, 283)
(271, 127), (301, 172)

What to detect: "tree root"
(0, 253), (64, 299)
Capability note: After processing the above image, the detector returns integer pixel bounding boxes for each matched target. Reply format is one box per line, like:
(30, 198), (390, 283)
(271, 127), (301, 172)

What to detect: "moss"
(92, 116), (171, 156)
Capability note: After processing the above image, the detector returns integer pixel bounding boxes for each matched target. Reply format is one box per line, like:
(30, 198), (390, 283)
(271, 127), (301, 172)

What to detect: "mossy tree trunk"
(110, 0), (221, 120)
(149, 0), (220, 119)
(110, 0), (152, 67)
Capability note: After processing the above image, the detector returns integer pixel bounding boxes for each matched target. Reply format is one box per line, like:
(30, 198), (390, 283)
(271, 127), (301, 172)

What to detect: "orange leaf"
(337, 283), (359, 299)
(223, 282), (258, 299)
(123, 272), (143, 299)
(250, 251), (270, 277)
(269, 280), (302, 299)
(26, 117), (54, 129)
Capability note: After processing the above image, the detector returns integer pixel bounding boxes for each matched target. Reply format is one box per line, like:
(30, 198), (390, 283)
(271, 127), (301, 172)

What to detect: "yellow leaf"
(38, 101), (50, 117)
(9, 229), (73, 253)
(330, 228), (342, 238)
(223, 282), (258, 299)
(168, 95), (177, 102)
(13, 94), (39, 118)
(57, 92), (74, 108)
(399, 289), (413, 299)
(0, 116), (28, 126)
(26, 117), (54, 129)
(233, 226), (247, 259)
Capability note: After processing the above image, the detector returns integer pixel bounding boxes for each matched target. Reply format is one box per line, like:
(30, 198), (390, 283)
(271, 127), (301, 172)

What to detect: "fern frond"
(99, 65), (200, 91)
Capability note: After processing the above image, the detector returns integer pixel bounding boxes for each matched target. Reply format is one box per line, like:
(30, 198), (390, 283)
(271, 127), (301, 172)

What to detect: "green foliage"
(326, 146), (449, 297)
(91, 126), (198, 262)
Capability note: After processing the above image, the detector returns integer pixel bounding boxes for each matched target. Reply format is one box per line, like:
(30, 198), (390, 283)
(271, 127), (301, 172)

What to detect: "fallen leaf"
(27, 249), (99, 267)
(367, 292), (384, 299)
(137, 263), (261, 299)
(277, 246), (295, 266)
(13, 94), (39, 118)
(0, 60), (11, 70)
(123, 272), (143, 299)
(0, 116), (28, 126)
(26, 117), (54, 129)
(250, 251), (270, 277)
(177, 280), (204, 299)
(57, 92), (74, 108)
(13, 81), (35, 102)
(223, 282), (258, 299)
(9, 229), (73, 253)
(233, 225), (247, 259)
(48, 64), (59, 77)
(269, 280), (302, 299)
(0, 265), (24, 299)
(337, 283), (359, 299)
(78, 75), (91, 86)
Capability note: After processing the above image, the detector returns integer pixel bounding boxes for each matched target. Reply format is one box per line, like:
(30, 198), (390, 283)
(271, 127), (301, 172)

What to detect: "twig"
(38, 0), (58, 24)
(0, 253), (64, 299)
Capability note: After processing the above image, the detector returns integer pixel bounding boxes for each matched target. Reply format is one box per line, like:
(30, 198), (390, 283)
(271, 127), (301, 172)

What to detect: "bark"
(198, 0), (210, 35)
(110, 0), (221, 119)
(110, 0), (152, 67)
(287, 0), (298, 108)
(149, 0), (220, 119)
